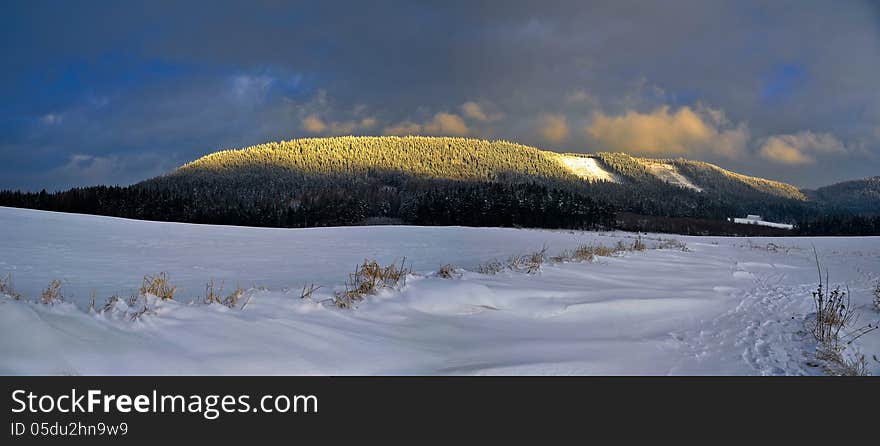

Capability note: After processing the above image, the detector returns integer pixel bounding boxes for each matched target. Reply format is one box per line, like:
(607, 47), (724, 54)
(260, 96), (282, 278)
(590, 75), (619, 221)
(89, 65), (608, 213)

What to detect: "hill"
(806, 176), (880, 216)
(1, 136), (874, 234)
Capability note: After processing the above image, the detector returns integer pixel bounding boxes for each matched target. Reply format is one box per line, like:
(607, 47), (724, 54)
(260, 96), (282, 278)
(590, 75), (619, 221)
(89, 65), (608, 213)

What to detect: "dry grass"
(816, 344), (871, 376)
(547, 237), (667, 265)
(436, 264), (461, 279)
(476, 259), (504, 275)
(223, 287), (245, 308)
(203, 279), (245, 308)
(127, 295), (156, 321)
(873, 280), (880, 312)
(40, 279), (63, 305)
(0, 273), (23, 300)
(99, 295), (122, 313)
(478, 248), (547, 275)
(809, 249), (877, 376)
(655, 237), (689, 251)
(508, 247), (546, 274)
(203, 279), (222, 304)
(632, 235), (646, 251)
(140, 272), (177, 300)
(596, 244), (620, 257)
(334, 258), (410, 309)
(87, 290), (97, 313)
(299, 283), (321, 299)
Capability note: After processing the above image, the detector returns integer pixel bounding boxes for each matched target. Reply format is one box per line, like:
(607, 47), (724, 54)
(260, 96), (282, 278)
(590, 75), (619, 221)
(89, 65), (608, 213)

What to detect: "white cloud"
(758, 131), (846, 165)
(587, 105), (748, 158)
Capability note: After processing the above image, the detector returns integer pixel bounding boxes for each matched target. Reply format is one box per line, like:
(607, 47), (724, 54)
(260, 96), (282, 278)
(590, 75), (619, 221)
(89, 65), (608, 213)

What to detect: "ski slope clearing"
(1, 206), (878, 375)
(558, 155), (619, 183)
(645, 161), (703, 192)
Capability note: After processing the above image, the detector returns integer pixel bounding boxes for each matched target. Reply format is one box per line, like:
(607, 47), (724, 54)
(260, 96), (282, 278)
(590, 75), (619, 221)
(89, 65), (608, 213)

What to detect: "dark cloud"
(1, 0), (878, 190)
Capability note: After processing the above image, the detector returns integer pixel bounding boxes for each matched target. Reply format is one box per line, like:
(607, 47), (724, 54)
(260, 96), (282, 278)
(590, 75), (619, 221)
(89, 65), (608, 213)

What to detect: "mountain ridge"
(159, 135), (806, 202)
(1, 136), (876, 234)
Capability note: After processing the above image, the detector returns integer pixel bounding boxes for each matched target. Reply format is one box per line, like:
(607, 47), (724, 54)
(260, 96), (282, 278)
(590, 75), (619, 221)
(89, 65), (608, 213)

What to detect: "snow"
(1, 206), (878, 375)
(733, 216), (794, 230)
(645, 161), (703, 192)
(558, 155), (619, 183)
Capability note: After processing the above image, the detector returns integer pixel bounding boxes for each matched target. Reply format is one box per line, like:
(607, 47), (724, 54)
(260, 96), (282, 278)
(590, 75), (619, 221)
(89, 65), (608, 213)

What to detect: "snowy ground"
(1, 206), (878, 375)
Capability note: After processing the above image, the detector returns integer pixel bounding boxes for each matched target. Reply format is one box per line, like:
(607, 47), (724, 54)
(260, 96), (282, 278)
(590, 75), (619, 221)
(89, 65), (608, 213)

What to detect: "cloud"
(302, 114), (379, 135)
(360, 117), (377, 129)
(461, 101), (503, 122)
(424, 112), (470, 136)
(230, 74), (274, 102)
(758, 131), (846, 164)
(382, 121), (422, 136)
(565, 89), (599, 107)
(587, 105), (748, 158)
(43, 152), (177, 190)
(382, 112), (471, 136)
(538, 114), (569, 143)
(302, 115), (327, 133)
(40, 113), (63, 125)
(5, 1), (880, 188)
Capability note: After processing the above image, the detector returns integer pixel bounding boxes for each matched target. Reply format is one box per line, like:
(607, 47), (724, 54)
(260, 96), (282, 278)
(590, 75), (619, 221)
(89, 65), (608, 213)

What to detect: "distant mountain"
(804, 176), (880, 216)
(1, 136), (875, 234)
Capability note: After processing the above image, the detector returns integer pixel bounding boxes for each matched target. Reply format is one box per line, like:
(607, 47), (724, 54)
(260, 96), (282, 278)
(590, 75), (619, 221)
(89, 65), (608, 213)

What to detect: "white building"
(731, 214), (793, 230)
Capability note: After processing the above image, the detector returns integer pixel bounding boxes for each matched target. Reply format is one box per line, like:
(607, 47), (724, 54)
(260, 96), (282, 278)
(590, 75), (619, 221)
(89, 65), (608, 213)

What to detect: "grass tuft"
(40, 279), (63, 305)
(334, 258), (410, 309)
(873, 280), (880, 312)
(809, 248), (877, 376)
(140, 272), (176, 300)
(436, 264), (462, 279)
(300, 283), (321, 299)
(203, 279), (246, 308)
(0, 273), (23, 300)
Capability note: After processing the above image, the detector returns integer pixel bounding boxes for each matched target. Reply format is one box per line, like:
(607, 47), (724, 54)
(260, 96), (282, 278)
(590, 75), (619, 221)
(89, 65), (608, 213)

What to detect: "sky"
(2, 0), (879, 191)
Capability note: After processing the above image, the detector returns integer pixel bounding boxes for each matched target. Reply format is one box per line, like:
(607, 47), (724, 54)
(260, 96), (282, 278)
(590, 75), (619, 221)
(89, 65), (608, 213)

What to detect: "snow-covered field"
(1, 206), (878, 375)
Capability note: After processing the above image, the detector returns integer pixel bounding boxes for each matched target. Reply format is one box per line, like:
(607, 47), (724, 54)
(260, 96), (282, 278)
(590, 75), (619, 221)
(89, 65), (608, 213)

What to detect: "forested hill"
(805, 176), (880, 216)
(0, 136), (875, 234)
